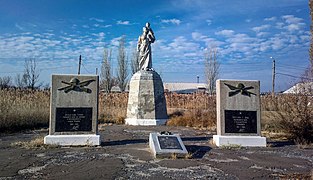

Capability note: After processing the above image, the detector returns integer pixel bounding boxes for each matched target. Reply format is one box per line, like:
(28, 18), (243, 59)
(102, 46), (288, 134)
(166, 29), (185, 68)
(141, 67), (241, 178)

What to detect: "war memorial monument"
(125, 23), (168, 125)
(213, 79), (266, 147)
(44, 75), (100, 146)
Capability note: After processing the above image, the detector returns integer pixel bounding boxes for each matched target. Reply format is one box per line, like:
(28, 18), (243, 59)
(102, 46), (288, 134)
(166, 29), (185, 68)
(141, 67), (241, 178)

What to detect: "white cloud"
(89, 17), (105, 23)
(256, 32), (269, 37)
(264, 17), (277, 21)
(286, 24), (301, 31)
(110, 36), (123, 46)
(215, 30), (234, 37)
(252, 24), (270, 32)
(281, 15), (305, 32)
(282, 15), (303, 24)
(275, 22), (284, 29)
(117, 20), (130, 25)
(161, 18), (181, 25)
(206, 19), (212, 26)
(191, 32), (224, 47)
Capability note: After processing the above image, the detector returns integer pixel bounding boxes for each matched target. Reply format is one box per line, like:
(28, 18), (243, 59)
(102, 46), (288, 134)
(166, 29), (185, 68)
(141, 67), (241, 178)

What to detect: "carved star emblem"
(58, 78), (95, 93)
(224, 83), (256, 97)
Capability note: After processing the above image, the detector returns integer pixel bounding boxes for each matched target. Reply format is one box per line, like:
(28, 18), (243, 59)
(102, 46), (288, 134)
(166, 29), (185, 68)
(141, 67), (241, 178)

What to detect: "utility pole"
(78, 55), (82, 75)
(197, 75), (199, 83)
(270, 57), (276, 96)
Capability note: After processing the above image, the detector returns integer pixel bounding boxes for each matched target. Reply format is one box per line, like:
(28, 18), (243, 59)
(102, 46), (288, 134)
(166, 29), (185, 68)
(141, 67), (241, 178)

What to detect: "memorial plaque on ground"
(213, 79), (266, 147)
(149, 133), (188, 158)
(44, 74), (100, 146)
(157, 136), (183, 150)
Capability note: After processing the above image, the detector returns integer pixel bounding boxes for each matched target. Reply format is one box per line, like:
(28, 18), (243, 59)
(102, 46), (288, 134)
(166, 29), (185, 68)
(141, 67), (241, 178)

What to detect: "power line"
(276, 72), (313, 80)
(81, 63), (92, 74)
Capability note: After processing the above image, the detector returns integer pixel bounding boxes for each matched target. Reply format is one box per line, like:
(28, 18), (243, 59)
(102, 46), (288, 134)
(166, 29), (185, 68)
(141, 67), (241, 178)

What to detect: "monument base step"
(44, 134), (100, 146)
(125, 118), (167, 126)
(213, 135), (266, 147)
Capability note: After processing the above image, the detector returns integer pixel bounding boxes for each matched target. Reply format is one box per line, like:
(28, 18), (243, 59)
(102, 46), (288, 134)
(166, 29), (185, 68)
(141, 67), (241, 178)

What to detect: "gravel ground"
(0, 125), (312, 179)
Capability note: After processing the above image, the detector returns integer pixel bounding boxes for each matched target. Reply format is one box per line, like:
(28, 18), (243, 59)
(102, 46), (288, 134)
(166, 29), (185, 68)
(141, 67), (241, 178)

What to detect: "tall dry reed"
(0, 88), (50, 132)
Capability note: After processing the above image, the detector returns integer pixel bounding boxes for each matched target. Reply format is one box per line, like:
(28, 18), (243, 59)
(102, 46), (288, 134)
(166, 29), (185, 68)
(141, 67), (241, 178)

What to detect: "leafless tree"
(15, 73), (27, 88)
(23, 58), (41, 90)
(0, 76), (12, 89)
(204, 48), (220, 95)
(100, 48), (114, 92)
(130, 48), (139, 75)
(116, 37), (128, 92)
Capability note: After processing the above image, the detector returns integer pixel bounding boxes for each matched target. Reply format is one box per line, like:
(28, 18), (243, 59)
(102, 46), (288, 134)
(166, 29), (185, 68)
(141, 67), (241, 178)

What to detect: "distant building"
(163, 83), (207, 94)
(283, 82), (313, 94)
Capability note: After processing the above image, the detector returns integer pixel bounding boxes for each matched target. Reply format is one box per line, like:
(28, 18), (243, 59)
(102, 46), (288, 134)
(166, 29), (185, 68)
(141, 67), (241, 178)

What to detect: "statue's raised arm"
(137, 22), (155, 71)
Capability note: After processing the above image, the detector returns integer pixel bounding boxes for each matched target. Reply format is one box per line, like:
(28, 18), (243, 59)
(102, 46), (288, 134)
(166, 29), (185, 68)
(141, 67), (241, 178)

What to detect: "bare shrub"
(262, 92), (313, 144)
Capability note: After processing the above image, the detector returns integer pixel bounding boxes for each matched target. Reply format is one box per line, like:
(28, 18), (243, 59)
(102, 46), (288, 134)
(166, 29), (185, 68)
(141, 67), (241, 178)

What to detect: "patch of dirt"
(0, 125), (312, 179)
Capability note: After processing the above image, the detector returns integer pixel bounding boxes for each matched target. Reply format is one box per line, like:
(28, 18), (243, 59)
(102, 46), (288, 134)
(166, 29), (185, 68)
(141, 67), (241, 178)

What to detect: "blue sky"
(0, 0), (310, 92)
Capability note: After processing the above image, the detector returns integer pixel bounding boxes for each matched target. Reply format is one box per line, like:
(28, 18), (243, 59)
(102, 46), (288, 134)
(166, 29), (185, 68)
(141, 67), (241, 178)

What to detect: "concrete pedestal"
(213, 135), (266, 147)
(125, 70), (168, 125)
(44, 134), (100, 146)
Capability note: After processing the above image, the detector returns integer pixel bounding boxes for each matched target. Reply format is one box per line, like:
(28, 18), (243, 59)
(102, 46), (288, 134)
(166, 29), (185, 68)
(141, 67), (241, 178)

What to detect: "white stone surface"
(126, 70), (168, 126)
(44, 134), (100, 146)
(149, 133), (188, 158)
(125, 118), (167, 125)
(213, 135), (266, 147)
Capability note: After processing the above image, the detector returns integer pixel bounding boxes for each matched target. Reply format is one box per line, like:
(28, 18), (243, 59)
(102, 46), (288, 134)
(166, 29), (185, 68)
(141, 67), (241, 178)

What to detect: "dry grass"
(0, 88), (49, 132)
(98, 92), (128, 124)
(11, 136), (57, 149)
(166, 92), (216, 130)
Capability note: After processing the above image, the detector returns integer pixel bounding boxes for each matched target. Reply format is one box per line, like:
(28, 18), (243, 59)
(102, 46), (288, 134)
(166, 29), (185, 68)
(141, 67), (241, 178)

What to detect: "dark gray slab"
(225, 110), (257, 134)
(55, 107), (92, 132)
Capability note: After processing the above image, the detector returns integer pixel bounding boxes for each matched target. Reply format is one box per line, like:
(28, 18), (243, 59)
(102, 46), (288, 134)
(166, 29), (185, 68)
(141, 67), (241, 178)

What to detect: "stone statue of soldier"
(137, 22), (155, 71)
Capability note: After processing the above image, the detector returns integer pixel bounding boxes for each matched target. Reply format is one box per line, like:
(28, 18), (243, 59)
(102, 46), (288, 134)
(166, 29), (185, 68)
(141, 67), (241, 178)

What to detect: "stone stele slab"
(125, 70), (168, 125)
(149, 133), (188, 158)
(213, 79), (266, 147)
(44, 74), (100, 146)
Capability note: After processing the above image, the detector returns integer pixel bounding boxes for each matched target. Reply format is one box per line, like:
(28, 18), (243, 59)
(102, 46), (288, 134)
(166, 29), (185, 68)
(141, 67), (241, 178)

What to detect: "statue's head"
(145, 22), (150, 28)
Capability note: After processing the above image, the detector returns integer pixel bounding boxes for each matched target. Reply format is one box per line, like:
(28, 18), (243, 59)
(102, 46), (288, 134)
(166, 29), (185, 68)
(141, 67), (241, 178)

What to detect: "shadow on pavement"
(181, 136), (210, 142)
(267, 140), (295, 147)
(185, 145), (212, 159)
(102, 139), (148, 146)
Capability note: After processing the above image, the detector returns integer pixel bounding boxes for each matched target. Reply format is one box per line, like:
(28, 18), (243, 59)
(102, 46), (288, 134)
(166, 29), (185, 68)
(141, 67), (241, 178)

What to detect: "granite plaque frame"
(157, 136), (183, 150)
(225, 110), (257, 134)
(149, 133), (188, 158)
(55, 107), (92, 132)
